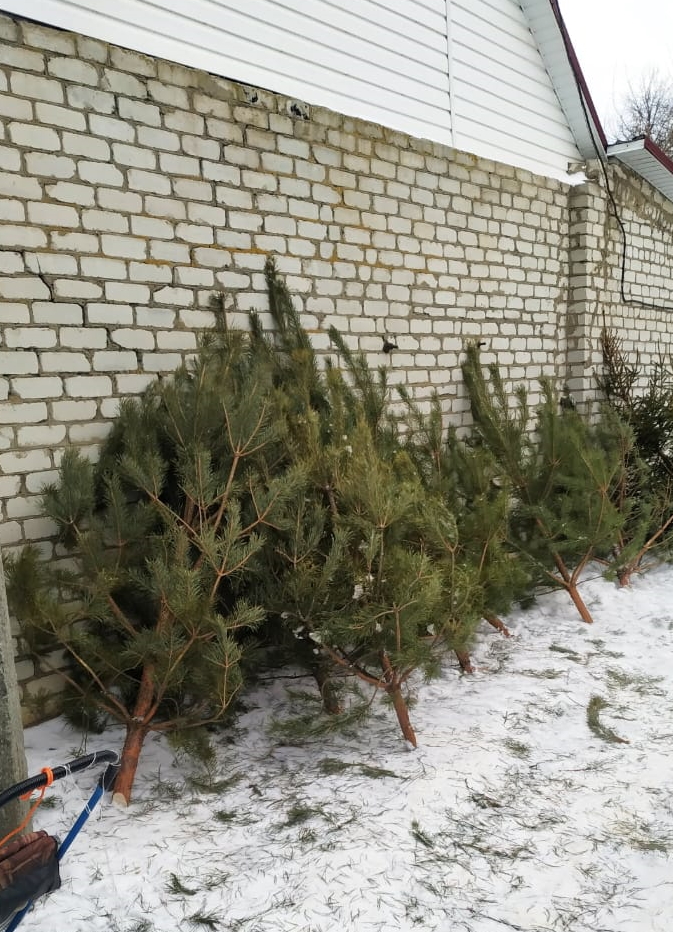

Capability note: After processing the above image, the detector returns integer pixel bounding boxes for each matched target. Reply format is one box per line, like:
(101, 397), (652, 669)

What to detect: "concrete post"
(0, 549), (29, 841)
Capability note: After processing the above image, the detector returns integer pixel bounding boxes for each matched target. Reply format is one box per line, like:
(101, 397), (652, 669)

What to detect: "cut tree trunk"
(565, 581), (594, 624)
(112, 661), (156, 805)
(387, 684), (417, 747)
(113, 720), (149, 807)
(552, 552), (594, 624)
(455, 650), (474, 673)
(484, 613), (511, 637)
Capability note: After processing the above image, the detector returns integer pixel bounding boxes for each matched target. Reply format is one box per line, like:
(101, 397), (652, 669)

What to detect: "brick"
(0, 94), (32, 121)
(65, 374), (114, 396)
(52, 279), (102, 301)
(98, 188), (143, 212)
(153, 286), (193, 306)
(32, 300), (81, 323)
(0, 145), (19, 172)
(150, 241), (190, 263)
(87, 303), (133, 325)
(78, 161), (124, 187)
(89, 114), (135, 142)
(130, 215), (173, 239)
(156, 330), (197, 350)
(144, 195), (186, 219)
(27, 202), (80, 227)
(186, 203), (227, 226)
(175, 223), (214, 244)
(50, 231), (99, 253)
(147, 79), (188, 108)
(77, 35), (108, 63)
(105, 282), (151, 303)
(164, 109), (204, 134)
(48, 57), (98, 85)
(174, 179), (213, 201)
(0, 277), (50, 300)
(216, 230), (251, 250)
(66, 85), (115, 114)
(101, 234), (146, 259)
(129, 262), (172, 283)
(115, 373), (156, 394)
(0, 45), (43, 71)
(279, 177), (311, 198)
(159, 152), (199, 175)
(182, 135), (220, 159)
(41, 351), (90, 372)
(118, 96), (161, 125)
(127, 169), (171, 194)
(0, 450), (51, 473)
(68, 422), (111, 443)
(99, 398), (121, 419)
(31, 102), (83, 132)
(142, 353), (182, 372)
(111, 328), (155, 350)
(92, 350), (137, 371)
(113, 143), (157, 169)
(22, 20), (75, 54)
(82, 209), (128, 233)
(9, 122), (59, 150)
(25, 153), (76, 180)
(60, 327), (107, 349)
(18, 424), (66, 445)
(2, 199), (24, 221)
(180, 309), (216, 328)
(62, 132), (111, 160)
(45, 180), (96, 205)
(0, 302), (29, 324)
(228, 212), (262, 232)
(10, 72), (63, 103)
(5, 327), (56, 348)
(0, 252), (24, 273)
(278, 136), (310, 158)
(203, 161), (240, 184)
(51, 399), (97, 421)
(80, 256), (128, 279)
(137, 126), (180, 151)
(109, 47), (157, 77)
(0, 401), (47, 425)
(101, 69), (147, 97)
(0, 351), (38, 374)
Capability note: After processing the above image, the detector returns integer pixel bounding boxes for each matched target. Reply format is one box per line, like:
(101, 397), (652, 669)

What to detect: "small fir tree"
(254, 260), (481, 745)
(400, 389), (532, 645)
(7, 325), (301, 803)
(597, 329), (673, 583)
(461, 344), (626, 624)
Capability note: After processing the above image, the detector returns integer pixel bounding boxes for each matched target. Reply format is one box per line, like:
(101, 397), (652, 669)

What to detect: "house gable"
(449, 0), (581, 178)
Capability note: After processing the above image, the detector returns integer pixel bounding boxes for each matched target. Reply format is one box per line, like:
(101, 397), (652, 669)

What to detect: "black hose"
(0, 750), (120, 811)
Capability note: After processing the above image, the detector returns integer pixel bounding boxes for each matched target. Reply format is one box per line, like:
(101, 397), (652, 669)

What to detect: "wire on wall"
(555, 5), (673, 314)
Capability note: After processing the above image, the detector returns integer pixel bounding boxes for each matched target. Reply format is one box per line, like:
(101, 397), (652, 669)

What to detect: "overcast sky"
(558, 0), (673, 138)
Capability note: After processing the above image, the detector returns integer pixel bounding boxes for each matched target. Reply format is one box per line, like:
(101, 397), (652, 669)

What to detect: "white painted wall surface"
(1, 0), (581, 178)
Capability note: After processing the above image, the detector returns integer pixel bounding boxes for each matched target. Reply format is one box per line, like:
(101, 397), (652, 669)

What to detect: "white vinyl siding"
(5, 0), (452, 144)
(1, 0), (582, 179)
(450, 0), (580, 176)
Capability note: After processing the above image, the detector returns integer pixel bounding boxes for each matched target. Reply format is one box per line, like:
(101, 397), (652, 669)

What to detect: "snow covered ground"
(15, 565), (673, 931)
